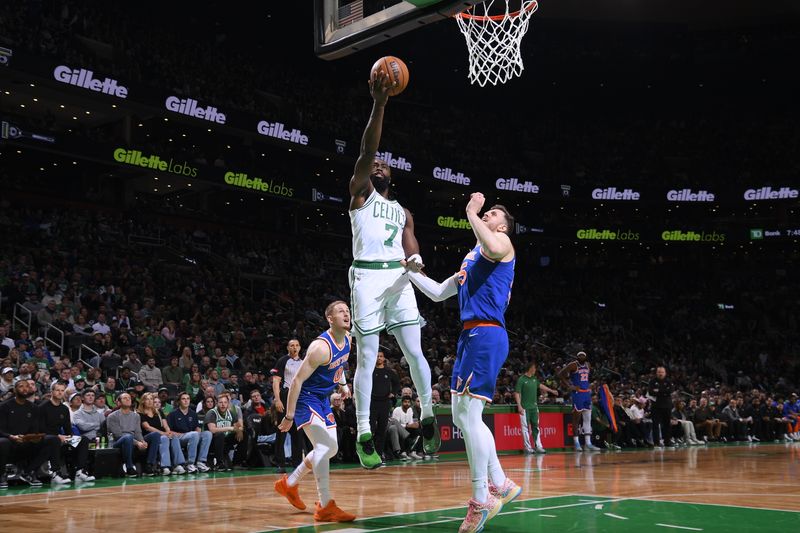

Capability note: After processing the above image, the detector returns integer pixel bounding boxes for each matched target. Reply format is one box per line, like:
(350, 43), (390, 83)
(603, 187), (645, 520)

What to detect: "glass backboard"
(314, 0), (487, 59)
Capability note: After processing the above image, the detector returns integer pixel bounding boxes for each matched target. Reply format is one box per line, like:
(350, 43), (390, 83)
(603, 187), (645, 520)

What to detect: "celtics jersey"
(350, 189), (406, 262)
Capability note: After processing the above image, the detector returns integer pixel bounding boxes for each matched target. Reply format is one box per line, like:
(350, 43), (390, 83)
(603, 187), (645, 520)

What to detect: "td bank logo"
(113, 148), (197, 177)
(577, 228), (640, 241)
(224, 171), (294, 198)
(750, 229), (764, 240)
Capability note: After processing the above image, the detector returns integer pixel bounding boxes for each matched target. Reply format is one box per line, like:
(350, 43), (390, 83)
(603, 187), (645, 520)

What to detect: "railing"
(44, 323), (65, 359)
(12, 303), (32, 333)
(128, 232), (165, 247)
(78, 344), (100, 369)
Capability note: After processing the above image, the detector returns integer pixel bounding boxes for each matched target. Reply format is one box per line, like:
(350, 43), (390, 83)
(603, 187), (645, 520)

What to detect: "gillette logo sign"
(577, 228), (640, 241)
(257, 121), (309, 145)
(166, 96), (226, 124)
(433, 167), (471, 186)
(662, 230), (726, 242)
(375, 151), (412, 172)
(495, 178), (539, 194)
(743, 187), (799, 201)
(591, 187), (641, 201)
(667, 189), (716, 202)
(53, 65), (128, 98)
(437, 216), (472, 230)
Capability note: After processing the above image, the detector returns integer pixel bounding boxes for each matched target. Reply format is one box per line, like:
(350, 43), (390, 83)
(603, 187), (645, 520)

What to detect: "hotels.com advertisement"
(437, 411), (568, 452)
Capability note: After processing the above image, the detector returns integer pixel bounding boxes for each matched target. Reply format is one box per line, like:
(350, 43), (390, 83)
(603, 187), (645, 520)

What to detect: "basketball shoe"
(314, 500), (356, 522)
(355, 432), (382, 469)
(489, 478), (522, 506)
(458, 494), (502, 533)
(421, 416), (441, 455)
(274, 474), (306, 510)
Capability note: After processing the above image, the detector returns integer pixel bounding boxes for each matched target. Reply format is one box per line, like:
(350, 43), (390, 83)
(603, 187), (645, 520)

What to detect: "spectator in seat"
(179, 346), (196, 372)
(122, 350), (143, 374)
(331, 392), (356, 463)
(167, 392), (212, 473)
(138, 392), (184, 475)
(672, 400), (703, 445)
(195, 385), (217, 413)
(72, 388), (104, 481)
(37, 381), (75, 484)
(693, 397), (722, 442)
(162, 356), (184, 389)
(94, 393), (111, 416)
(0, 380), (61, 487)
(1, 367), (16, 397)
(205, 391), (244, 471)
(386, 396), (421, 461)
(139, 357), (164, 392)
(721, 397), (747, 441)
(106, 392), (149, 477)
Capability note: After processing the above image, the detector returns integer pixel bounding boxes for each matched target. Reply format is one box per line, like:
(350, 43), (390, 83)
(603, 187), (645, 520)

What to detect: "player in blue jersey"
(273, 301), (356, 523)
(558, 351), (600, 451)
(405, 192), (521, 533)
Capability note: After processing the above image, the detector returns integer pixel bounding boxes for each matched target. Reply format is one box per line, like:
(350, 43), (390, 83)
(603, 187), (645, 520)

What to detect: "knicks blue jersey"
(457, 245), (515, 326)
(570, 363), (590, 391)
(301, 330), (350, 398)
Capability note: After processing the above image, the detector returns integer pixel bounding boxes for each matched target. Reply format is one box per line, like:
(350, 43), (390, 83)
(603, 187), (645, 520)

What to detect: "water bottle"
(100, 436), (107, 448)
(95, 436), (100, 449)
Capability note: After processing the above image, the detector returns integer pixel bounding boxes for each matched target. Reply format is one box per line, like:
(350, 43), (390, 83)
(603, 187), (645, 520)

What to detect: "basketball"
(370, 56), (409, 96)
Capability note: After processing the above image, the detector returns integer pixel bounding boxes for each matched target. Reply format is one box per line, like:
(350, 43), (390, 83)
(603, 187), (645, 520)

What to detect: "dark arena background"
(1, 1), (799, 532)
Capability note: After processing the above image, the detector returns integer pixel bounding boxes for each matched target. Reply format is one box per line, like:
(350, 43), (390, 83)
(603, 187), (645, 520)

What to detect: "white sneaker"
(399, 452), (410, 461)
(186, 464), (197, 474)
(162, 467), (172, 476)
(196, 462), (210, 473)
(535, 446), (546, 454)
(76, 470), (96, 482)
(173, 465), (186, 475)
(409, 451), (423, 460)
(51, 473), (72, 485)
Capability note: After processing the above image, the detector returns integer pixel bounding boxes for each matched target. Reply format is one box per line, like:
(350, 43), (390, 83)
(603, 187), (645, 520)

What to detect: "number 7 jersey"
(350, 189), (407, 261)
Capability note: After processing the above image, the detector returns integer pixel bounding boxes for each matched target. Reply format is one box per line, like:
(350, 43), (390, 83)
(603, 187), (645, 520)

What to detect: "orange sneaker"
(274, 474), (306, 510)
(313, 500), (356, 522)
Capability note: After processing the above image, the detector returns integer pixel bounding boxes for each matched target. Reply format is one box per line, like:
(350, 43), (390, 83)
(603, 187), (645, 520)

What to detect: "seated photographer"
(0, 380), (60, 487)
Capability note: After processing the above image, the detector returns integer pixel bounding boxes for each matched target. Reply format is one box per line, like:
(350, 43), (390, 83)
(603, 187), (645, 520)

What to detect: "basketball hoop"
(455, 0), (539, 86)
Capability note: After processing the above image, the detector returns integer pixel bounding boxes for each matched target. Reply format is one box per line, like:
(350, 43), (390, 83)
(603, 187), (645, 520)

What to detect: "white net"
(455, 0), (539, 87)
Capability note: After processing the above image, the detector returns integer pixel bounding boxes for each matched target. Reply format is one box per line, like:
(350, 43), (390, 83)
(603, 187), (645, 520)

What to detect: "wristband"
(284, 414), (294, 421)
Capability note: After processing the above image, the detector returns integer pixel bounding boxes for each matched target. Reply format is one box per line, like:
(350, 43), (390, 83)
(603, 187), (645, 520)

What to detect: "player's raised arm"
(558, 361), (578, 391)
(464, 193), (514, 261)
(278, 340), (330, 432)
(349, 71), (393, 206)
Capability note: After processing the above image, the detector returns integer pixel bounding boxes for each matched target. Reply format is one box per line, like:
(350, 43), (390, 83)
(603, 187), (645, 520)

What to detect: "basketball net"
(455, 0), (538, 87)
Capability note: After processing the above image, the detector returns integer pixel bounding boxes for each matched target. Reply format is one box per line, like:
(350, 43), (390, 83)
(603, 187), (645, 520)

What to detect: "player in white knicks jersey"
(348, 69), (440, 469)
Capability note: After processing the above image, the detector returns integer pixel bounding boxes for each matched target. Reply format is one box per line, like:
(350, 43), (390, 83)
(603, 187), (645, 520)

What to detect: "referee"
(271, 339), (305, 471)
(370, 351), (400, 460)
(648, 366), (675, 446)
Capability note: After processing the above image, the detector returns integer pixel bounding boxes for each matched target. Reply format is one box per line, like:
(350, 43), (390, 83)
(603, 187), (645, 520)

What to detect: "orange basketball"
(370, 56), (409, 96)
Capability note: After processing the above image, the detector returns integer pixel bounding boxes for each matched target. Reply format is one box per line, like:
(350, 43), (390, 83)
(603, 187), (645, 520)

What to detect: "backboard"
(314, 0), (488, 60)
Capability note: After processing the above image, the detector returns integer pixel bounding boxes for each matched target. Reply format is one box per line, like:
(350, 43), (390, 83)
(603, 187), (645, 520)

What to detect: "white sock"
(353, 333), (379, 436)
(535, 434), (544, 448)
(305, 422), (338, 507)
(454, 394), (500, 502)
(472, 477), (489, 503)
(392, 325), (434, 420)
(584, 434), (593, 446)
(574, 436), (581, 445)
(287, 454), (312, 487)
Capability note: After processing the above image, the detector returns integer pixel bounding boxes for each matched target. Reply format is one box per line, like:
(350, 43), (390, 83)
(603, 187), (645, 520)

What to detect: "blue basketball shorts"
(451, 323), (508, 403)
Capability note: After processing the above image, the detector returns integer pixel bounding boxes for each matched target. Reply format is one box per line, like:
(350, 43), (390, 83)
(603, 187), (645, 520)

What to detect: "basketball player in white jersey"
(348, 69), (439, 469)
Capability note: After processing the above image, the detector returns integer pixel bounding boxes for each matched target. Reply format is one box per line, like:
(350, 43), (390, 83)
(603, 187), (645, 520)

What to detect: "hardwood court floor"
(1, 443), (798, 532)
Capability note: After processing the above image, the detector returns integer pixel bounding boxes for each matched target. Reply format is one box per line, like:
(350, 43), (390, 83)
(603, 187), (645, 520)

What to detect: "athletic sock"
(287, 456), (312, 487)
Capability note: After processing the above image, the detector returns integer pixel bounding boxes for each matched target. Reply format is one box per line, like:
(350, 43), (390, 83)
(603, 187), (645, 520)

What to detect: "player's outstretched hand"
(278, 417), (293, 433)
(466, 192), (485, 215)
(401, 254), (424, 273)
(369, 68), (393, 106)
